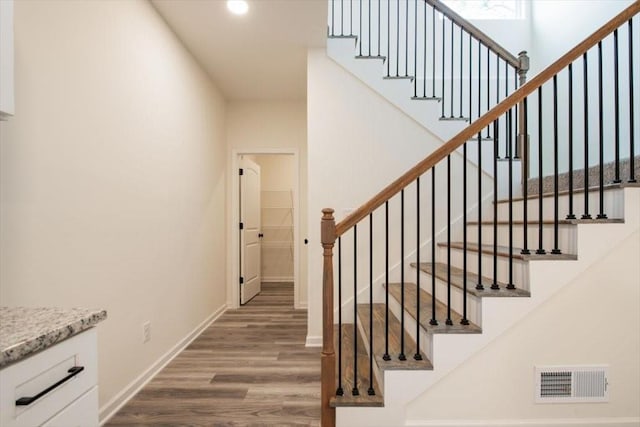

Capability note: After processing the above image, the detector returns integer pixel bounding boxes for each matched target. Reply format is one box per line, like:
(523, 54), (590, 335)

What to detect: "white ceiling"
(151, 0), (328, 101)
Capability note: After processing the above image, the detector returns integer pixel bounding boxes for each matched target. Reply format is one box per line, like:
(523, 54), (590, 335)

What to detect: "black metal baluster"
(582, 52), (592, 219)
(386, 0), (390, 77)
(462, 142), (470, 323)
(629, 18), (637, 183)
(368, 213), (375, 395)
(396, 0), (400, 77)
(368, 0), (371, 56)
(459, 26), (464, 118)
(340, 0), (344, 36)
(446, 154), (453, 326)
(476, 132), (484, 290)
(331, 0), (335, 36)
(613, 29), (621, 183)
(567, 64), (576, 220)
(552, 75), (562, 254)
(405, 0), (409, 77)
(414, 0), (417, 97)
(430, 167), (438, 326)
(478, 40), (482, 122)
(400, 189), (406, 360)
(486, 45), (490, 138)
(383, 201), (391, 361)
(337, 237), (343, 396)
(493, 120), (500, 289)
(415, 177), (424, 358)
(377, 0), (381, 57)
(352, 224), (359, 396)
(359, 0), (362, 56)
(496, 56), (500, 127)
(469, 33), (472, 123)
(504, 68), (520, 159)
(432, 6), (435, 97)
(441, 17), (445, 118)
(508, 109), (515, 289)
(536, 87), (546, 254)
(423, 1), (427, 98)
(597, 41), (607, 220)
(450, 20), (454, 118)
(522, 97), (531, 255)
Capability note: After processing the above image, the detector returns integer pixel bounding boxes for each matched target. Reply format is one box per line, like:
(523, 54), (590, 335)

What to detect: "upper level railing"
(328, 0), (529, 150)
(321, 2), (639, 425)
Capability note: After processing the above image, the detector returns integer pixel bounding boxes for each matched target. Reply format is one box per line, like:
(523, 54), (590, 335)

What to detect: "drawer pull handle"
(15, 366), (85, 406)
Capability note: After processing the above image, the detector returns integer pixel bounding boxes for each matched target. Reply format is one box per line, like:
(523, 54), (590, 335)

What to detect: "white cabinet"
(0, 329), (99, 427)
(0, 0), (14, 120)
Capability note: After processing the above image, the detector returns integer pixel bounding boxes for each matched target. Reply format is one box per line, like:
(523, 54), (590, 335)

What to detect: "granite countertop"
(0, 307), (107, 368)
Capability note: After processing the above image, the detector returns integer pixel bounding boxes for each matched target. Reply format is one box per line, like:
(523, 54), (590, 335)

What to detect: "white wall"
(0, 0), (227, 420)
(226, 101), (308, 307)
(406, 229), (640, 425)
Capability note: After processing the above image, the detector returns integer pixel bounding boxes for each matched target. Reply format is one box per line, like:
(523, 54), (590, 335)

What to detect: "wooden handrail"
(334, 0), (640, 237)
(425, 0), (521, 69)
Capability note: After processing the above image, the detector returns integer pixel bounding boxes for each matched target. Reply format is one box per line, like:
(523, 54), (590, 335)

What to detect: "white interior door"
(239, 158), (261, 305)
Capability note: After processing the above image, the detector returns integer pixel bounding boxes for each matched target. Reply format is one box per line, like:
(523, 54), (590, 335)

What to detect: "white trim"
(98, 305), (227, 425)
(405, 418), (640, 427)
(305, 335), (322, 347)
(230, 149), (301, 310)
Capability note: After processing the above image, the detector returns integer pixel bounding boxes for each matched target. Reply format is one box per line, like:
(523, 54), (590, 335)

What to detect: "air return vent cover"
(535, 365), (609, 403)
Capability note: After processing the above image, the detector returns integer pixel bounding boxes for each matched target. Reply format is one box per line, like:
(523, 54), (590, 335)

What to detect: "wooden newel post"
(320, 208), (336, 427)
(518, 50), (530, 185)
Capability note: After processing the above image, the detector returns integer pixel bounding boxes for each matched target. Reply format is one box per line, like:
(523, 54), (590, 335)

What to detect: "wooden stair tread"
(411, 262), (530, 298)
(356, 304), (433, 370)
(331, 325), (384, 408)
(439, 241), (578, 260)
(386, 283), (481, 334)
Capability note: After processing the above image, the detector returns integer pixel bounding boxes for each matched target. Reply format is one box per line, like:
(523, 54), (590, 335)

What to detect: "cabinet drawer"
(0, 329), (97, 427)
(41, 386), (98, 427)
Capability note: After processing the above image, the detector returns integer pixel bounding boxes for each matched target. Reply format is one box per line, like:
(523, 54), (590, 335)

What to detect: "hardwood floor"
(107, 283), (320, 426)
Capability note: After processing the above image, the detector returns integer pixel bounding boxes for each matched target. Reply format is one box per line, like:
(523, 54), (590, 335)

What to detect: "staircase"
(318, 2), (640, 426)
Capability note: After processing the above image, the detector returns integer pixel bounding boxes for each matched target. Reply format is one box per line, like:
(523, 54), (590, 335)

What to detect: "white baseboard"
(306, 335), (322, 347)
(405, 417), (640, 427)
(262, 277), (294, 282)
(98, 304), (227, 425)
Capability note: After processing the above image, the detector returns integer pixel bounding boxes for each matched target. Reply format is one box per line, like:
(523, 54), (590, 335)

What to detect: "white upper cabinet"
(0, 0), (14, 120)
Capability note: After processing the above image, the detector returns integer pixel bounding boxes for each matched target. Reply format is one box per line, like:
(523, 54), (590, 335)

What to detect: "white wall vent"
(535, 365), (609, 403)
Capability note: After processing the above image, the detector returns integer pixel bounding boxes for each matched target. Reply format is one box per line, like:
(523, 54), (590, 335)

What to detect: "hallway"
(107, 283), (320, 426)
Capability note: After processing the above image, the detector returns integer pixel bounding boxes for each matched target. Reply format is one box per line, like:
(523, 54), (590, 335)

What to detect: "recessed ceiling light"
(227, 0), (249, 15)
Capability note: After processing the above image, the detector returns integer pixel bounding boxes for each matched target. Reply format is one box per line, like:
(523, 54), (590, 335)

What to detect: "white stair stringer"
(336, 187), (640, 427)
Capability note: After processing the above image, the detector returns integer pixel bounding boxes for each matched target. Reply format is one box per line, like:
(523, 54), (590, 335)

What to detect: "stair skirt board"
(333, 188), (639, 426)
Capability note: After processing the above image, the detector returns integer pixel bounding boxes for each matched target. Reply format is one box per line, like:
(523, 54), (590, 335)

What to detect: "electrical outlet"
(142, 321), (151, 343)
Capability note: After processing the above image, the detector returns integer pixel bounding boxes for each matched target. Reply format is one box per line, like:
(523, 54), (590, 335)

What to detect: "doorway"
(234, 151), (298, 308)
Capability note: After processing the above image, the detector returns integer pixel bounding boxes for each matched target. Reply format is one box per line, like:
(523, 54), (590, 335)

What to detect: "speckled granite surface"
(0, 307), (107, 368)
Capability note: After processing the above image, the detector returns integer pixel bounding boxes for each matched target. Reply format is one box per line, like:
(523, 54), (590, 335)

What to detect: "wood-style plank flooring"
(107, 283), (320, 426)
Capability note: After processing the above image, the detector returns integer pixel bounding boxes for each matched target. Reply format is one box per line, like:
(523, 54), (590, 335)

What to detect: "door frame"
(229, 148), (300, 309)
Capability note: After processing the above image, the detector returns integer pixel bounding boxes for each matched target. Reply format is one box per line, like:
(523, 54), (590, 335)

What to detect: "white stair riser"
(495, 189), (624, 219)
(440, 246), (532, 289)
(426, 274), (482, 325)
(465, 223), (577, 254)
(386, 290), (434, 361)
